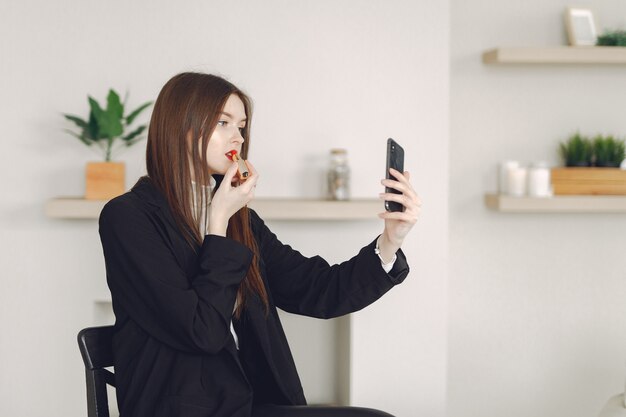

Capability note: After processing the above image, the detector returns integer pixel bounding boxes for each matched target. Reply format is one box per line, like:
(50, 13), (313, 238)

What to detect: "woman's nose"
(232, 129), (244, 143)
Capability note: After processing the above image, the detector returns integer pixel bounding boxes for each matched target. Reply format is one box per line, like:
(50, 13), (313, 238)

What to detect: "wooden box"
(85, 162), (125, 200)
(551, 167), (626, 195)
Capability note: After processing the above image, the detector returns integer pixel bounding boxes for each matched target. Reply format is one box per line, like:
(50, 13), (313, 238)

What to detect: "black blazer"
(98, 176), (410, 417)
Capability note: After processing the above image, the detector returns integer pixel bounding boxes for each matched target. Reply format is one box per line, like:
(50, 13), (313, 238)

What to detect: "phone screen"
(385, 138), (405, 212)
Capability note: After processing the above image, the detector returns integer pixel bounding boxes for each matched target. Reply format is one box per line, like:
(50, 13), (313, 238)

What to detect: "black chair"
(77, 325), (116, 417)
(77, 326), (394, 417)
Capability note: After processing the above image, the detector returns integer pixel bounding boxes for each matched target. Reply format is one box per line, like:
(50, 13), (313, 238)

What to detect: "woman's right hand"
(208, 160), (258, 236)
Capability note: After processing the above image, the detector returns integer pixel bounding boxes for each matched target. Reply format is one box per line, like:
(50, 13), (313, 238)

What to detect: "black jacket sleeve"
(99, 198), (253, 355)
(249, 210), (410, 319)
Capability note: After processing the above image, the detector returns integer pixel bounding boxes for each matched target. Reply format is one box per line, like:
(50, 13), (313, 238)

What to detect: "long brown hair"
(146, 72), (268, 318)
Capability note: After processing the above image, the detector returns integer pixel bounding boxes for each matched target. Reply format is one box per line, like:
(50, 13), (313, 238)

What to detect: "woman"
(98, 72), (420, 417)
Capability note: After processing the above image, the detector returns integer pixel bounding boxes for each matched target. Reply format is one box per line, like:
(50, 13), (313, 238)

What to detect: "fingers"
(383, 168), (417, 197)
(380, 190), (422, 204)
(381, 179), (416, 200)
(389, 168), (411, 187)
(379, 192), (412, 208)
(246, 160), (258, 177)
(380, 192), (421, 213)
(378, 190), (421, 223)
(379, 167), (422, 222)
(211, 159), (259, 219)
(238, 160), (259, 193)
(380, 168), (420, 220)
(223, 161), (239, 185)
(377, 210), (419, 223)
(388, 168), (410, 186)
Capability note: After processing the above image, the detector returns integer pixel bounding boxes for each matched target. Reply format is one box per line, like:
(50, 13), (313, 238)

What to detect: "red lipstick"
(225, 150), (250, 181)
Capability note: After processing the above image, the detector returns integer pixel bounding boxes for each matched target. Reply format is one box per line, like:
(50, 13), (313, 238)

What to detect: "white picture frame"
(565, 7), (597, 46)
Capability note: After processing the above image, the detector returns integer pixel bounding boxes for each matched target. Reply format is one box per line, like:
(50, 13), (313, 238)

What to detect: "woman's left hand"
(378, 168), (422, 250)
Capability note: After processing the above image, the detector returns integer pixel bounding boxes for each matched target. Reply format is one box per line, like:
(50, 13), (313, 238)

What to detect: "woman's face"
(200, 93), (247, 177)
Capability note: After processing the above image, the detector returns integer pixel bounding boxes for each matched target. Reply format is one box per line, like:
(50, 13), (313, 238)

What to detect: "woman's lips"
(225, 150), (239, 161)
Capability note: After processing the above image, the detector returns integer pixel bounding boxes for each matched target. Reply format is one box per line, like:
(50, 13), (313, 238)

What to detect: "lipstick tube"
(226, 151), (250, 181)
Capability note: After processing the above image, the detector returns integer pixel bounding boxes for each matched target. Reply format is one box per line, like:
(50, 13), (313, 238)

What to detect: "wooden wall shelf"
(485, 193), (626, 213)
(482, 46), (626, 65)
(45, 197), (384, 221)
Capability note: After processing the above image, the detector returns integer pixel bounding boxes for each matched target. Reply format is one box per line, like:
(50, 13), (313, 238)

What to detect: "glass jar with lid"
(327, 148), (350, 200)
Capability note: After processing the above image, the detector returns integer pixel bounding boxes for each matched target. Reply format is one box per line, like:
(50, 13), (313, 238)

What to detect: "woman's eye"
(238, 127), (245, 134)
(217, 120), (227, 126)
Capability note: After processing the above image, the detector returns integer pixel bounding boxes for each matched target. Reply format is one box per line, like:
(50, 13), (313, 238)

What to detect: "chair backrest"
(77, 326), (116, 417)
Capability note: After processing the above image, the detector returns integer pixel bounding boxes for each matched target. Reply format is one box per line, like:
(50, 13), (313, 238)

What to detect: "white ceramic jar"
(528, 162), (552, 197)
(499, 160), (520, 194)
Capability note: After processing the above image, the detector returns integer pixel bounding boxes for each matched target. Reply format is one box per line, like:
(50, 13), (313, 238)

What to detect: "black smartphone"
(385, 138), (405, 212)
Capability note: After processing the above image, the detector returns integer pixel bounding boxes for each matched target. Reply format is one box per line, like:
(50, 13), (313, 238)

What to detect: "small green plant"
(63, 89), (152, 161)
(560, 132), (593, 167)
(596, 30), (626, 46)
(592, 134), (626, 167)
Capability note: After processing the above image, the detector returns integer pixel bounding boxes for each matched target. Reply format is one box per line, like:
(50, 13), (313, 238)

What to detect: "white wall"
(450, 1), (626, 417)
(348, 2), (449, 416)
(0, 1), (448, 416)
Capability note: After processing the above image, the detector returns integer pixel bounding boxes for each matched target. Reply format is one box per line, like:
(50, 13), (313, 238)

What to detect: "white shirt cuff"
(381, 256), (397, 273)
(375, 236), (397, 273)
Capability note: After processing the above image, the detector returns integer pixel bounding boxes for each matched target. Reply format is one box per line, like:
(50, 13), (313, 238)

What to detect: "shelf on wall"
(485, 193), (626, 213)
(45, 197), (384, 221)
(482, 46), (626, 65)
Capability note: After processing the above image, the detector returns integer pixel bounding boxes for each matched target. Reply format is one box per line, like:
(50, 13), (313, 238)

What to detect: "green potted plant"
(559, 132), (593, 167)
(63, 89), (152, 199)
(553, 132), (626, 196)
(592, 134), (626, 167)
(596, 30), (626, 46)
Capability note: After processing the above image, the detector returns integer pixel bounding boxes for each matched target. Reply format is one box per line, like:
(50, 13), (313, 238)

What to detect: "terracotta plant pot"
(85, 162), (125, 200)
